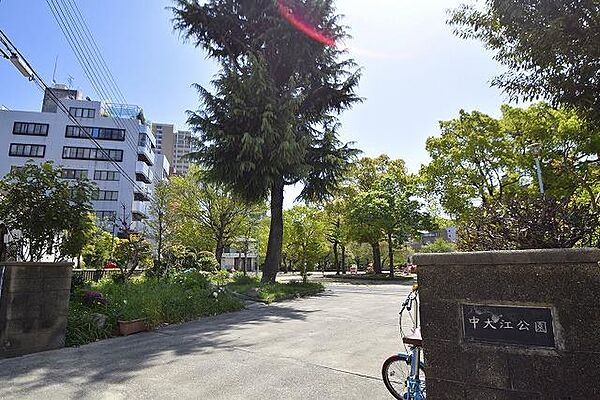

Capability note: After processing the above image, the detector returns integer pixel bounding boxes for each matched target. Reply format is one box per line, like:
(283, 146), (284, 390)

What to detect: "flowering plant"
(83, 290), (108, 306)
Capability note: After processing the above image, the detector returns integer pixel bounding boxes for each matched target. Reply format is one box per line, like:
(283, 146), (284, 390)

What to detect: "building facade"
(0, 86), (158, 233)
(420, 227), (458, 245)
(221, 238), (259, 272)
(152, 123), (194, 175)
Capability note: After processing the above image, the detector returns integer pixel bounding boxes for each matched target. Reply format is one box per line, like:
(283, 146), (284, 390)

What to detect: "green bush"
(195, 251), (220, 272)
(66, 271), (244, 347)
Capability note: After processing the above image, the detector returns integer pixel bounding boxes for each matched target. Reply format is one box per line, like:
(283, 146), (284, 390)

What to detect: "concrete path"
(0, 282), (415, 399)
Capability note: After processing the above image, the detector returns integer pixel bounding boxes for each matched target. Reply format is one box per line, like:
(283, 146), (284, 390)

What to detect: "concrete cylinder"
(0, 262), (73, 359)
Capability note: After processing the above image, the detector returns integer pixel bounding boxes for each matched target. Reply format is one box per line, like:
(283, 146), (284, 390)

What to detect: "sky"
(0, 0), (512, 206)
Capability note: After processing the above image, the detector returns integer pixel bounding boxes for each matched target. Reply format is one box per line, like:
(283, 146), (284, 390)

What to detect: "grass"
(66, 271), (244, 347)
(226, 274), (325, 303)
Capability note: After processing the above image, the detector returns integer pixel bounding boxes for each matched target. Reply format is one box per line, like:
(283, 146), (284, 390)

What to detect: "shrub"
(458, 194), (598, 251)
(70, 273), (87, 293)
(0, 162), (95, 262)
(196, 251), (220, 272)
(66, 273), (244, 347)
(419, 239), (456, 253)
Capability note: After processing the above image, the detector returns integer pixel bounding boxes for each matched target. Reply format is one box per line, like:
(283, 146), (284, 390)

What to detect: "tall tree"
(283, 205), (328, 283)
(421, 109), (521, 219)
(422, 103), (600, 220)
(346, 156), (429, 275)
(449, 1), (600, 125)
(147, 180), (174, 276)
(170, 167), (255, 263)
(172, 0), (361, 283)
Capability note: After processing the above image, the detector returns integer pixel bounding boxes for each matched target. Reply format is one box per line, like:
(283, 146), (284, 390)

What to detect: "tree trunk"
(333, 241), (339, 275)
(215, 238), (224, 265)
(387, 232), (394, 277)
(371, 242), (382, 274)
(341, 245), (346, 274)
(263, 180), (284, 283)
(157, 216), (163, 266)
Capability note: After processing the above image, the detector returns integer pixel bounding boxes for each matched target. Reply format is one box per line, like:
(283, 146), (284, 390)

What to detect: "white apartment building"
(0, 86), (158, 233)
(152, 123), (195, 175)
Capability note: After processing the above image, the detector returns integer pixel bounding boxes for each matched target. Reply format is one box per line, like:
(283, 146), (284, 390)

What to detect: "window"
(95, 210), (116, 221)
(10, 165), (24, 173)
(61, 169), (88, 179)
(92, 190), (118, 201)
(9, 143), (45, 158)
(69, 107), (95, 118)
(138, 133), (149, 147)
(65, 125), (125, 141)
(94, 170), (120, 181)
(62, 146), (123, 162)
(13, 122), (49, 136)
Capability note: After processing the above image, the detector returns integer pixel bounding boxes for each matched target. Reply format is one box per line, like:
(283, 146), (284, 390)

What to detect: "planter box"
(118, 319), (147, 336)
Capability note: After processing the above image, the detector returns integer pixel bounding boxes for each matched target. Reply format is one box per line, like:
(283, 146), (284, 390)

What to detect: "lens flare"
(277, 0), (336, 47)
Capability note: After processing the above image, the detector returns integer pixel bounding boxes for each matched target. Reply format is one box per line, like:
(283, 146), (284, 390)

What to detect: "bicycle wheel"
(382, 354), (426, 399)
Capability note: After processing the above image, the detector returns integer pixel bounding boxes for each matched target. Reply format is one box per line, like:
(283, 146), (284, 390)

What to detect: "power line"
(48, 0), (163, 193)
(46, 0), (141, 155)
(48, 0), (165, 189)
(0, 30), (153, 203)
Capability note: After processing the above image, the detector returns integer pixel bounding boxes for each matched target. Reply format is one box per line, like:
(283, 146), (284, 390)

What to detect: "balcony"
(133, 182), (151, 202)
(135, 161), (153, 184)
(132, 200), (150, 218)
(138, 133), (155, 166)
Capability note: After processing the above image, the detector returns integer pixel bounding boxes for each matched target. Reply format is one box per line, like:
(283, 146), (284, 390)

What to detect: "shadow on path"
(0, 302), (316, 399)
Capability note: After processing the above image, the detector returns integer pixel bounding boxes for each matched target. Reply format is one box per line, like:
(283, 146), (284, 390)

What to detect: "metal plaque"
(461, 304), (556, 348)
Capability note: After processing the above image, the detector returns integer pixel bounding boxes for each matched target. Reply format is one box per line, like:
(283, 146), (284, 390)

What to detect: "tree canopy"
(449, 1), (600, 125)
(422, 103), (600, 220)
(172, 0), (361, 282)
(0, 162), (95, 262)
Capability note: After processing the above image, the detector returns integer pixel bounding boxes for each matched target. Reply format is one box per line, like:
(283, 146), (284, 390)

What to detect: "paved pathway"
(0, 282), (414, 399)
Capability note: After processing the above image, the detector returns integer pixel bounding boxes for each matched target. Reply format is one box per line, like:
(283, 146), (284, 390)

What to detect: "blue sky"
(0, 0), (512, 203)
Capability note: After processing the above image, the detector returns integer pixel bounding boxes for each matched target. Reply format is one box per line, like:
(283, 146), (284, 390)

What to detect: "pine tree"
(172, 0), (361, 282)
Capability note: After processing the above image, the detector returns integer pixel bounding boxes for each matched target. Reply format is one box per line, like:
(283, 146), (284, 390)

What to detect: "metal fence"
(72, 269), (144, 282)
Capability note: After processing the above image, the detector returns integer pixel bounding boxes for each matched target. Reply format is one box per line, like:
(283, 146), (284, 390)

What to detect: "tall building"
(152, 123), (194, 175)
(0, 85), (159, 233)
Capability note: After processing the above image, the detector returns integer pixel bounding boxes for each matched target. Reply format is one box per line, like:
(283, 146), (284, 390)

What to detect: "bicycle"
(382, 283), (426, 399)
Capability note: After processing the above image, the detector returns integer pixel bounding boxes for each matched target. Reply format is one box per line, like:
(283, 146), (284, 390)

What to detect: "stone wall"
(413, 248), (600, 400)
(0, 262), (72, 359)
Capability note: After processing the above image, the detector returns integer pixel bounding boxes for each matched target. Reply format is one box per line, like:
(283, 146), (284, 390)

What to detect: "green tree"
(421, 110), (521, 219)
(422, 103), (600, 220)
(419, 239), (456, 254)
(346, 191), (386, 273)
(172, 0), (361, 283)
(346, 156), (430, 275)
(169, 168), (256, 263)
(113, 234), (153, 280)
(449, 1), (600, 124)
(283, 205), (328, 283)
(0, 162), (95, 262)
(147, 180), (173, 274)
(81, 224), (114, 269)
(323, 198), (351, 274)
